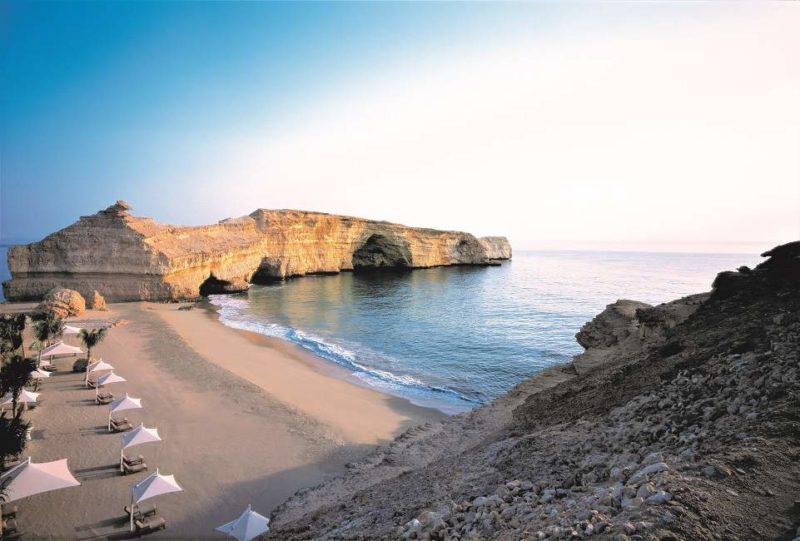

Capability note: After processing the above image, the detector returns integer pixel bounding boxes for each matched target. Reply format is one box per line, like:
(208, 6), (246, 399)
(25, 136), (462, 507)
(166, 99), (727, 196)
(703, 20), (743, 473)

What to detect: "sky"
(1, 1), (798, 253)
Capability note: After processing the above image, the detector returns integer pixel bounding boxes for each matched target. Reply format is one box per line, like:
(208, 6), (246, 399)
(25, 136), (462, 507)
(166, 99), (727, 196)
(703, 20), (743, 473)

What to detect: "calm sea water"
(208, 250), (761, 414)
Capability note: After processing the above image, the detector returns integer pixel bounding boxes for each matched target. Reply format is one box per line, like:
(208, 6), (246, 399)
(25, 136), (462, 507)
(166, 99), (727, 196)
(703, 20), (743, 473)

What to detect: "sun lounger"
(122, 461), (147, 475)
(124, 503), (157, 520)
(1, 505), (18, 520)
(96, 393), (113, 405)
(87, 379), (99, 389)
(135, 515), (166, 534)
(109, 417), (132, 432)
(123, 454), (145, 466)
(2, 518), (19, 533)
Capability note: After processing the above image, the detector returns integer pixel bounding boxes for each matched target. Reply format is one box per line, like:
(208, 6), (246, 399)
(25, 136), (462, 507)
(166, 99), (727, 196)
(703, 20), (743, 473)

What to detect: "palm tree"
(0, 356), (34, 415)
(0, 410), (29, 470)
(32, 313), (64, 367)
(0, 314), (26, 359)
(78, 328), (107, 362)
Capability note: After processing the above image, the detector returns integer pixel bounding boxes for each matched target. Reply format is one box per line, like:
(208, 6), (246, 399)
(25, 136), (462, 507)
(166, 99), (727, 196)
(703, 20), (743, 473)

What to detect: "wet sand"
(3, 302), (443, 539)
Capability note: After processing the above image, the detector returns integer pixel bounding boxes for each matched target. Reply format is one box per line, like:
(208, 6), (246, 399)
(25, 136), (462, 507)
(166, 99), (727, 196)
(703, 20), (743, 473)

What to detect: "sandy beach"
(3, 301), (443, 539)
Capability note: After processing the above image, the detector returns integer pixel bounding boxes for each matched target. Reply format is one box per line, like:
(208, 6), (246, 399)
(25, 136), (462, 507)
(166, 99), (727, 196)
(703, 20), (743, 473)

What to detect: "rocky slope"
(265, 242), (800, 541)
(2, 201), (511, 302)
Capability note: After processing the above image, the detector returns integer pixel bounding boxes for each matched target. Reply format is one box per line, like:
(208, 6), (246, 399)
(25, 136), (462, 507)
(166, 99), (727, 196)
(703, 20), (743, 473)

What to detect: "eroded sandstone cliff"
(2, 201), (511, 302)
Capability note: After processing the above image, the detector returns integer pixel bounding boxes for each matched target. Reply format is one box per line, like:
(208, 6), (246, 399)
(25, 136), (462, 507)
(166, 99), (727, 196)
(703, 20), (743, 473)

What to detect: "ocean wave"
(208, 295), (481, 409)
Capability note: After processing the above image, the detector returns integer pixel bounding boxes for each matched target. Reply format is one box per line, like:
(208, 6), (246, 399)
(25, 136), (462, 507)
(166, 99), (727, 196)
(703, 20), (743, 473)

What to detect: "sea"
(206, 250), (761, 414)
(0, 246), (761, 414)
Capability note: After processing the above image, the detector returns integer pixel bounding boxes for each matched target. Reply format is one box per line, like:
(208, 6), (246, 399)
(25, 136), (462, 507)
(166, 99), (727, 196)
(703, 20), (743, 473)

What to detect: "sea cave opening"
(351, 234), (412, 270)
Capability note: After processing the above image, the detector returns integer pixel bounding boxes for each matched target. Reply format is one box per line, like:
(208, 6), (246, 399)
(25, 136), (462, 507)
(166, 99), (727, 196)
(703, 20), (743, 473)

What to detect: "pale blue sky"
(1, 1), (798, 252)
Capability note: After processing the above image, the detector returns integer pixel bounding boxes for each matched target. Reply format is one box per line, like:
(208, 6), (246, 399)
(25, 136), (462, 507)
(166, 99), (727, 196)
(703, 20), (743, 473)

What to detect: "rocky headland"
(265, 242), (800, 540)
(2, 201), (511, 302)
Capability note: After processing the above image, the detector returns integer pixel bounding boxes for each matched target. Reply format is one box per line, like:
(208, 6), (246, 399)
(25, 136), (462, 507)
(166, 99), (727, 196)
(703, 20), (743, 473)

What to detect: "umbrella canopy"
(1, 389), (40, 407)
(88, 359), (114, 373)
(97, 371), (126, 386)
(31, 368), (51, 379)
(216, 505), (270, 541)
(0, 457), (80, 502)
(122, 423), (161, 450)
(109, 394), (142, 414)
(132, 468), (182, 503)
(120, 423), (161, 472)
(63, 325), (82, 335)
(40, 341), (83, 358)
(129, 469), (182, 531)
(85, 359), (114, 388)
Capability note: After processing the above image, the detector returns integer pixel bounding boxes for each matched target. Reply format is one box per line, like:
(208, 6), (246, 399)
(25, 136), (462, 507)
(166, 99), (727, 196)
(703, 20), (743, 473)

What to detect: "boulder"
(88, 290), (107, 310)
(38, 287), (86, 317)
(575, 300), (651, 350)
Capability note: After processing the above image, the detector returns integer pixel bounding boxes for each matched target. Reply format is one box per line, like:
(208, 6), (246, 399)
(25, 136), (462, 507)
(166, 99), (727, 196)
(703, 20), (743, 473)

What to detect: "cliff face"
(266, 242), (800, 541)
(2, 202), (511, 302)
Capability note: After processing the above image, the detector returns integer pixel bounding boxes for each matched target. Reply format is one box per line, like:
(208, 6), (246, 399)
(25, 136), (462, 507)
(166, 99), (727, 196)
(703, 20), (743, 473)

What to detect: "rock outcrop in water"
(2, 201), (511, 302)
(266, 241), (800, 541)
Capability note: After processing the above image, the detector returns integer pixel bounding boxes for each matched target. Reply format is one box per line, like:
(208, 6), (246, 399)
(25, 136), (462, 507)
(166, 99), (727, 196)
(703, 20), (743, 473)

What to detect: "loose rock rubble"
(267, 242), (800, 541)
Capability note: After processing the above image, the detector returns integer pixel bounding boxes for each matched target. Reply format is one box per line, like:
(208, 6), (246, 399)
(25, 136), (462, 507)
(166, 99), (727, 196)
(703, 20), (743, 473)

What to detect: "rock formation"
(37, 287), (86, 317)
(2, 201), (511, 303)
(88, 290), (107, 311)
(266, 242), (800, 541)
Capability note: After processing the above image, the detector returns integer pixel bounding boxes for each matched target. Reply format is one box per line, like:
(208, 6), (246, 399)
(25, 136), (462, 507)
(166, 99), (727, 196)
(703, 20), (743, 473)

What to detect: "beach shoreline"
(0, 300), (443, 539)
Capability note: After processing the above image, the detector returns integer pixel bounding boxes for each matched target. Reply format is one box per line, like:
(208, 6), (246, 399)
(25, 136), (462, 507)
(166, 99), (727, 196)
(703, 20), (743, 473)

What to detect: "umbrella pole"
(108, 412), (112, 432)
(121, 447), (124, 473)
(130, 490), (135, 532)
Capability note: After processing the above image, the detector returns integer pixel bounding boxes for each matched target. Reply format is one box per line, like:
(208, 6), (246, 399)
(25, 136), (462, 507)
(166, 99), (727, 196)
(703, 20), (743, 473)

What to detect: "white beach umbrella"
(216, 505), (270, 541)
(63, 325), (82, 335)
(129, 469), (182, 531)
(120, 423), (161, 472)
(108, 394), (142, 430)
(40, 341), (83, 358)
(0, 458), (80, 534)
(85, 359), (114, 387)
(95, 371), (126, 398)
(31, 368), (51, 379)
(1, 390), (40, 410)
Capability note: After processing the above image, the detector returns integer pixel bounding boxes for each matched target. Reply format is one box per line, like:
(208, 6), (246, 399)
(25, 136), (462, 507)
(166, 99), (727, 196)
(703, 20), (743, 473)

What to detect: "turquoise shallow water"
(208, 250), (761, 414)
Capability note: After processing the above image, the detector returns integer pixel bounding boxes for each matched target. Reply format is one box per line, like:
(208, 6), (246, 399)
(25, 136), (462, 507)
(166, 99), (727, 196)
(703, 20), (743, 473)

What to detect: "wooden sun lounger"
(1, 505), (18, 519)
(96, 393), (113, 405)
(123, 454), (145, 466)
(124, 503), (158, 520)
(109, 417), (132, 432)
(135, 515), (166, 534)
(2, 518), (19, 534)
(122, 461), (148, 475)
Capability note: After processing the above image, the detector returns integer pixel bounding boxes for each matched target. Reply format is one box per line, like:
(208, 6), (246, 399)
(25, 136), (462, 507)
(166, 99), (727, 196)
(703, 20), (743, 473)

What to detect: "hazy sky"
(1, 2), (798, 253)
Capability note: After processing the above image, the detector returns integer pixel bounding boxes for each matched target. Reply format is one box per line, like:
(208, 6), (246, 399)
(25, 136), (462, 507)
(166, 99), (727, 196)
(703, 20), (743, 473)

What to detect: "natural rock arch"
(199, 274), (249, 296)
(351, 234), (412, 269)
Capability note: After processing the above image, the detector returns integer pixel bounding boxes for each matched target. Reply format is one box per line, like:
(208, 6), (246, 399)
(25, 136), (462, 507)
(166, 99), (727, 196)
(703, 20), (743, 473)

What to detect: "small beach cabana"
(0, 458), (80, 535)
(216, 505), (270, 541)
(129, 469), (182, 531)
(108, 394), (142, 430)
(120, 423), (161, 472)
